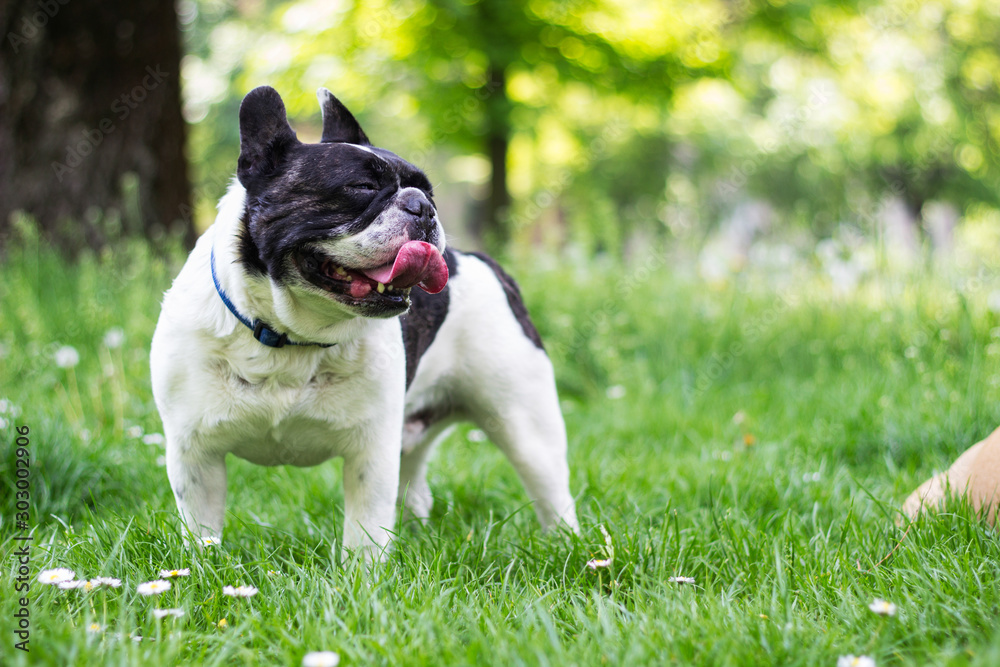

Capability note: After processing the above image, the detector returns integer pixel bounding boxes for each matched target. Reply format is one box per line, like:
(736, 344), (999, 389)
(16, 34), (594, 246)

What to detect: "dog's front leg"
(341, 431), (400, 563)
(166, 445), (228, 545)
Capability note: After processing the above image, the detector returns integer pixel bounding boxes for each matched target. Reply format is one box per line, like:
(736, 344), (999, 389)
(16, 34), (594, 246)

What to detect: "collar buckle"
(252, 320), (289, 348)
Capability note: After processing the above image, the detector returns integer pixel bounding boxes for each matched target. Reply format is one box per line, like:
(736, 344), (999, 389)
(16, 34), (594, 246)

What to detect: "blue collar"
(210, 246), (334, 349)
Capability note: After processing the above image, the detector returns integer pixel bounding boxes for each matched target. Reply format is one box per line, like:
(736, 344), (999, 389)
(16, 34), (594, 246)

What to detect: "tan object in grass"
(902, 425), (1000, 525)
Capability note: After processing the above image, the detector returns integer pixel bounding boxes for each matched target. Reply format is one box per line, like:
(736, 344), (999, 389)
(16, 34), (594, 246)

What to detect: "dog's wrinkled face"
(236, 86), (447, 318)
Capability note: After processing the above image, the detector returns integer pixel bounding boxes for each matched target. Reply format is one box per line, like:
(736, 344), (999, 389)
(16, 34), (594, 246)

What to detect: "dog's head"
(235, 86), (447, 319)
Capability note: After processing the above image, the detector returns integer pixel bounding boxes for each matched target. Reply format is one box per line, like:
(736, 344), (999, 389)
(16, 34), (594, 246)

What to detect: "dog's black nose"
(400, 190), (431, 219)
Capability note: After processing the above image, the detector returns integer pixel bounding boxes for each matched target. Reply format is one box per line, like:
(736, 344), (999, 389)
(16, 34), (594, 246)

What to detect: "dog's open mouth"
(295, 240), (448, 306)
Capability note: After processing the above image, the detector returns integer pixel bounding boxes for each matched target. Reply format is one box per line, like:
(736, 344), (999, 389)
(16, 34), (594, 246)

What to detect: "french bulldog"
(150, 86), (579, 559)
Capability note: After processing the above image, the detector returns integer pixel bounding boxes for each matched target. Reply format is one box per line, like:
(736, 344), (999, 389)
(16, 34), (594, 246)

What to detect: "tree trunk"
(480, 63), (510, 252)
(0, 0), (192, 250)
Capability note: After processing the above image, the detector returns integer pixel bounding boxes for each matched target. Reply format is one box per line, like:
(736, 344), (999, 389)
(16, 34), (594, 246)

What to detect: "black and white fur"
(150, 86), (579, 560)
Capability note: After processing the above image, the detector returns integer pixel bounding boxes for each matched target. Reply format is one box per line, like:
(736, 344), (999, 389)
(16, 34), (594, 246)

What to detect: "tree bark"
(0, 0), (192, 250)
(481, 63), (510, 252)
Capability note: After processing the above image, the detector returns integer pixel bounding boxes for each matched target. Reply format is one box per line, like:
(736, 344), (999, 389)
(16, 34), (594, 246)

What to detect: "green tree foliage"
(181, 0), (1000, 254)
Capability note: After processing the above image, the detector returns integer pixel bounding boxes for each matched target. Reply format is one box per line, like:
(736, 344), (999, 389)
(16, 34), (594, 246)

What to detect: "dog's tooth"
(335, 266), (347, 276)
(386, 284), (394, 292)
(377, 282), (385, 293)
(346, 275), (353, 282)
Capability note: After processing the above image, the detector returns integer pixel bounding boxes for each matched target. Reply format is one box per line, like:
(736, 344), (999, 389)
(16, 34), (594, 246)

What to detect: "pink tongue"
(362, 241), (449, 294)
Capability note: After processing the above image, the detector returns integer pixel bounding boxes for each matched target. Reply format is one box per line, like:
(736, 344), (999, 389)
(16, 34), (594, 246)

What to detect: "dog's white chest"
(210, 372), (355, 466)
(152, 309), (406, 469)
(199, 352), (394, 466)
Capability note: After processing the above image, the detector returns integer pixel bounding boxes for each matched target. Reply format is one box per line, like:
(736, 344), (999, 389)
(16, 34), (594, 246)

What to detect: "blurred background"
(2, 0), (999, 276)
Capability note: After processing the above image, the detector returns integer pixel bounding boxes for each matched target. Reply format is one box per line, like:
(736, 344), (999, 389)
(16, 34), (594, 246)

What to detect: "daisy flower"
(136, 580), (171, 596)
(90, 577), (122, 588)
(143, 433), (166, 446)
(217, 618), (228, 629)
(868, 599), (897, 617)
(303, 651), (341, 667)
(668, 576), (696, 585)
(222, 585), (258, 598)
(586, 558), (612, 570)
(605, 385), (626, 400)
(103, 328), (125, 349)
(86, 622), (104, 634)
(159, 568), (190, 578)
(153, 608), (185, 619)
(54, 345), (80, 368)
(201, 536), (222, 547)
(58, 580), (94, 591)
(837, 656), (876, 667)
(38, 568), (76, 585)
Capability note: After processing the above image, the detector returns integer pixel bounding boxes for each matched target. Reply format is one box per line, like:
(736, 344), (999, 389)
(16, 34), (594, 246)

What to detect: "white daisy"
(989, 291), (1000, 314)
(159, 568), (190, 578)
(136, 580), (171, 596)
(668, 576), (696, 585)
(868, 599), (897, 617)
(143, 432), (166, 446)
(201, 536), (222, 547)
(86, 622), (104, 634)
(152, 608), (185, 619)
(585, 558), (612, 570)
(126, 425), (144, 438)
(58, 580), (94, 591)
(54, 345), (80, 368)
(38, 568), (76, 585)
(837, 656), (876, 667)
(222, 585), (258, 598)
(302, 651), (341, 667)
(90, 577), (122, 588)
(605, 384), (626, 400)
(103, 328), (125, 349)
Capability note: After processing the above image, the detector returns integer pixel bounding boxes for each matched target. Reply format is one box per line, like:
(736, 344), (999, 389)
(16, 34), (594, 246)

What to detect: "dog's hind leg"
(470, 361), (580, 534)
(398, 417), (456, 523)
(166, 447), (227, 545)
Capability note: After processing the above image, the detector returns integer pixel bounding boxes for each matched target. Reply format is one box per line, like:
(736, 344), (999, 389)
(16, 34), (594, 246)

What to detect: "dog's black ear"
(237, 86), (299, 186)
(317, 87), (370, 145)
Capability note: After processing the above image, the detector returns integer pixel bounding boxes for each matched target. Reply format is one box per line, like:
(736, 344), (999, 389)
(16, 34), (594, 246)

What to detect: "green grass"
(3, 234), (1000, 665)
